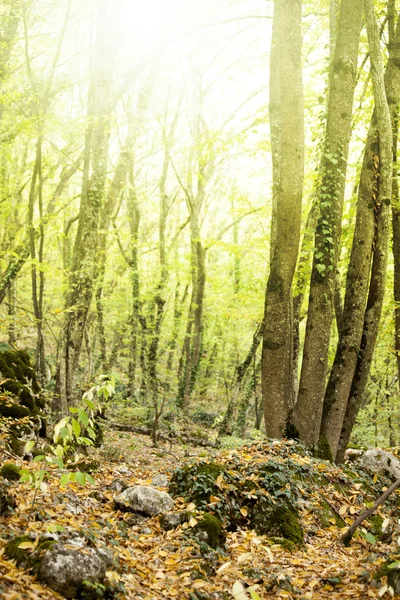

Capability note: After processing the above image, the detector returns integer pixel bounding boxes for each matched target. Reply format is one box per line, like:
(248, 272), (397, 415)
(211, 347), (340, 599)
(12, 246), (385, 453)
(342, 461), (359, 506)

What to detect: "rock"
(114, 485), (174, 516)
(357, 449), (400, 480)
(388, 565), (400, 594)
(108, 478), (128, 493)
(251, 500), (304, 546)
(116, 466), (132, 476)
(89, 490), (107, 503)
(152, 473), (169, 487)
(160, 511), (188, 531)
(53, 492), (83, 515)
(38, 543), (113, 599)
(140, 526), (152, 535)
(192, 513), (225, 549)
(0, 481), (16, 515)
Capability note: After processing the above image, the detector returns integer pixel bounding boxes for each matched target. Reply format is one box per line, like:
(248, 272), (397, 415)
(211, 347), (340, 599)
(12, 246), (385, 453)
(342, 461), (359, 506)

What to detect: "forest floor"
(0, 427), (399, 600)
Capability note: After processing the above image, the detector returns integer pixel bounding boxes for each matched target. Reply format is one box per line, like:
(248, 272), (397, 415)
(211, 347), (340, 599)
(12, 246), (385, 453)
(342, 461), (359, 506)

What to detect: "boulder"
(38, 543), (113, 599)
(108, 478), (128, 493)
(353, 449), (400, 480)
(114, 485), (174, 516)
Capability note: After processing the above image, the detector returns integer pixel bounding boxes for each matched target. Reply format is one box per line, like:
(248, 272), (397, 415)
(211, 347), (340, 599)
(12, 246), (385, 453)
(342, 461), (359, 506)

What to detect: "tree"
(262, 0), (304, 438)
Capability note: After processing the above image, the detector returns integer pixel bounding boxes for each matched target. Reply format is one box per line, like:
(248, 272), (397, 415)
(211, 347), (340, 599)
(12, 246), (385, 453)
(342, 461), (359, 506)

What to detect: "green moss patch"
(251, 501), (304, 546)
(4, 535), (55, 571)
(191, 513), (225, 549)
(0, 462), (20, 481)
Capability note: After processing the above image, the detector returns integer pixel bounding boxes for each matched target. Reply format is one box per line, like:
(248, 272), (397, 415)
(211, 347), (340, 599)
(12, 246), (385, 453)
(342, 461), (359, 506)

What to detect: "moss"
(0, 463), (20, 481)
(313, 435), (334, 462)
(318, 500), (345, 528)
(0, 349), (43, 412)
(269, 537), (296, 552)
(7, 435), (25, 456)
(0, 401), (30, 420)
(192, 513), (225, 549)
(4, 535), (55, 570)
(368, 514), (384, 537)
(251, 501), (304, 546)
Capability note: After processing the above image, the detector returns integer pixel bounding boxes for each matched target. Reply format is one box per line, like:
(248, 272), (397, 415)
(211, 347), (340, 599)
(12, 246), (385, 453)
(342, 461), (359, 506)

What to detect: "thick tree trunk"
(262, 0), (304, 438)
(321, 0), (395, 459)
(294, 0), (363, 446)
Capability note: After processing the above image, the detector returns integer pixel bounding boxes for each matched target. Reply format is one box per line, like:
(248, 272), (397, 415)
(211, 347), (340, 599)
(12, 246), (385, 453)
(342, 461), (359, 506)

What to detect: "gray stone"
(160, 511), (188, 531)
(38, 543), (113, 599)
(108, 478), (128, 493)
(114, 485), (174, 516)
(151, 473), (169, 487)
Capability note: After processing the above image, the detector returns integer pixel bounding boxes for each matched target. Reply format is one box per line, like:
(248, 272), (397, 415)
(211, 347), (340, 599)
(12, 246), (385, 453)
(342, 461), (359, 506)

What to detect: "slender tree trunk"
(294, 0), (363, 446)
(54, 0), (112, 413)
(335, 5), (397, 462)
(321, 0), (395, 459)
(262, 0), (304, 438)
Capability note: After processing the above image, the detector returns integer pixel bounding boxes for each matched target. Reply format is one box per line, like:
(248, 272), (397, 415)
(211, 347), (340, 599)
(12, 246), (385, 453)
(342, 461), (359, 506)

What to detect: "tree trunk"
(54, 0), (112, 413)
(321, 0), (395, 459)
(294, 0), (363, 447)
(335, 4), (397, 462)
(262, 0), (304, 438)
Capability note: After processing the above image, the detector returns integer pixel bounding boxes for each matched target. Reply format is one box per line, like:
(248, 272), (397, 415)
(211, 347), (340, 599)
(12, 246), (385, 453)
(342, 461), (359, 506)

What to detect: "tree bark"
(294, 0), (363, 447)
(335, 4), (397, 462)
(262, 0), (304, 438)
(321, 2), (397, 459)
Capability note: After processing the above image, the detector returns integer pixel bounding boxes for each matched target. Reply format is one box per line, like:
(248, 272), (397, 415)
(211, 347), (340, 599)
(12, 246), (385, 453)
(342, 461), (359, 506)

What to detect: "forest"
(2, 0), (400, 598)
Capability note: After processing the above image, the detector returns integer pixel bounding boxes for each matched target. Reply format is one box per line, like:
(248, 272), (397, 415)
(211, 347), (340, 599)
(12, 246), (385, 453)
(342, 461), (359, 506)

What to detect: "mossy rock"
(312, 436), (334, 462)
(251, 500), (304, 546)
(0, 462), (20, 481)
(7, 435), (26, 457)
(192, 513), (225, 549)
(4, 535), (55, 570)
(269, 537), (296, 552)
(0, 481), (16, 514)
(0, 401), (30, 420)
(0, 349), (44, 413)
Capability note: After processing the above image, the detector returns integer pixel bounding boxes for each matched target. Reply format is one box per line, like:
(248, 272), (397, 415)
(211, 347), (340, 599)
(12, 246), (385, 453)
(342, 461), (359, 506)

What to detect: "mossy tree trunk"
(262, 0), (304, 438)
(294, 0), (363, 447)
(321, 0), (395, 460)
(335, 5), (398, 463)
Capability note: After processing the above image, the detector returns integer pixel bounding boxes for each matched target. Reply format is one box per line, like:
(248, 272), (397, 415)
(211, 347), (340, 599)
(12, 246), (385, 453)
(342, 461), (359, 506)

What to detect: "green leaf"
(364, 532), (376, 544)
(24, 440), (35, 454)
(388, 561), (400, 570)
(32, 454), (45, 463)
(72, 418), (81, 438)
(85, 473), (95, 485)
(75, 471), (86, 486)
(78, 408), (89, 427)
(60, 472), (71, 487)
(316, 263), (326, 275)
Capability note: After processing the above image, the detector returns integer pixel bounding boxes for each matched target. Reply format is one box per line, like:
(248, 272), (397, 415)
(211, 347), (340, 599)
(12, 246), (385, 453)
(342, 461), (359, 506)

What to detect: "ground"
(0, 430), (399, 599)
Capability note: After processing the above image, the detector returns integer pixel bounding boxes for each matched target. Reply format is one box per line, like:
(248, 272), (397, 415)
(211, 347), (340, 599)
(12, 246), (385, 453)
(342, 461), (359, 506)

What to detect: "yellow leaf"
(232, 581), (250, 600)
(189, 517), (198, 527)
(18, 541), (36, 550)
(217, 561), (231, 573)
(209, 495), (220, 504)
(216, 474), (224, 487)
(373, 474), (378, 483)
(155, 570), (165, 579)
(240, 507), (248, 517)
(159, 550), (168, 557)
(237, 552), (252, 564)
(339, 505), (347, 516)
(186, 502), (196, 511)
(193, 580), (207, 589)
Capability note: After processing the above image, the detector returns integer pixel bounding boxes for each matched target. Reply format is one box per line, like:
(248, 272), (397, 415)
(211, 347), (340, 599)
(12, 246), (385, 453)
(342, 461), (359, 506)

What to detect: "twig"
(341, 477), (400, 545)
